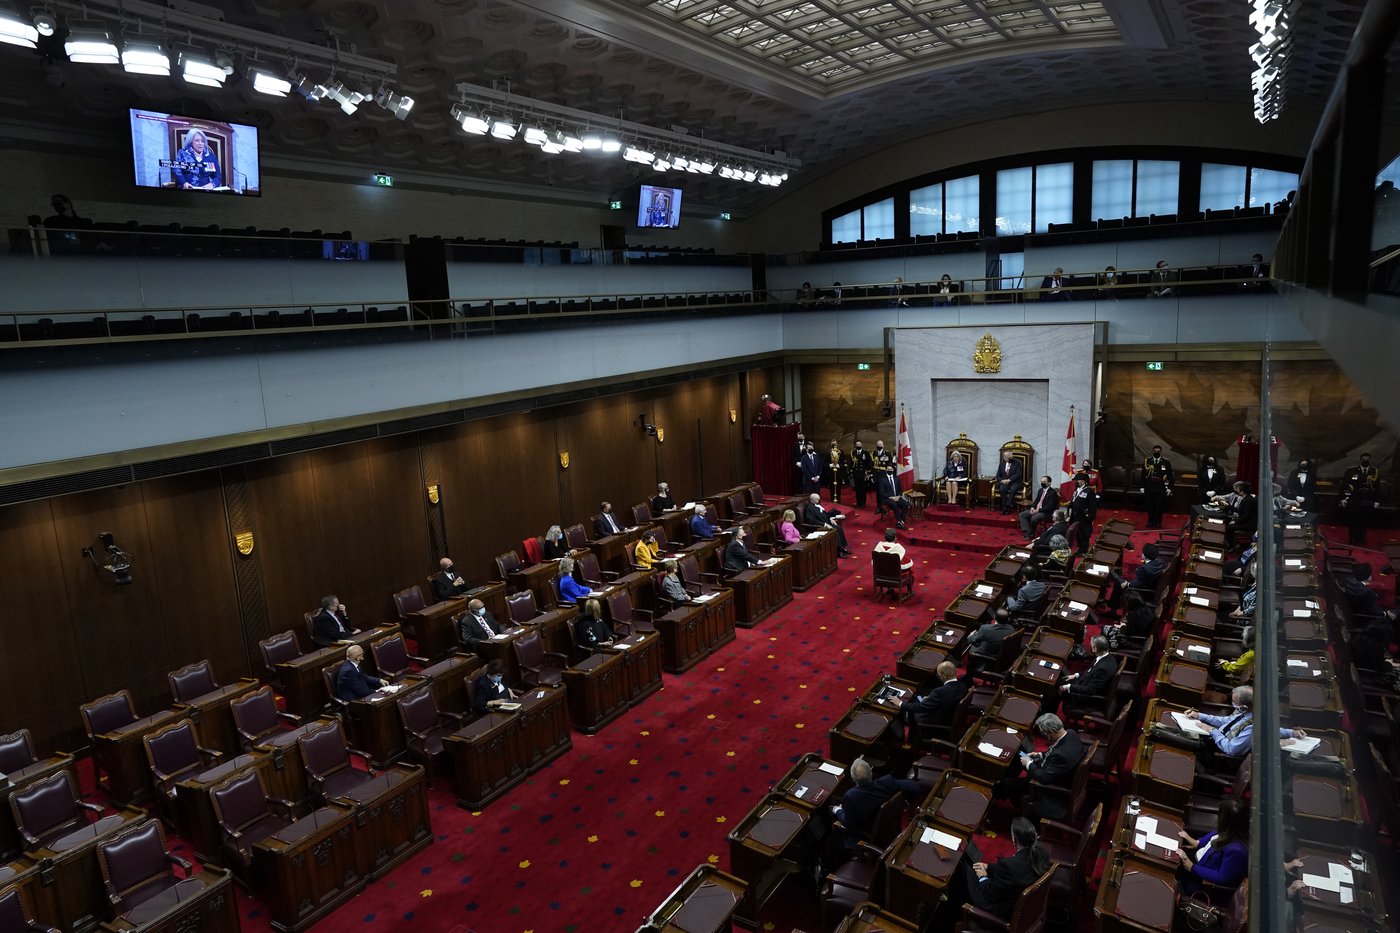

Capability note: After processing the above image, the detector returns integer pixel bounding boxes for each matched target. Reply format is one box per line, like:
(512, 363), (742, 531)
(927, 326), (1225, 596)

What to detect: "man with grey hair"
(1034, 508), (1070, 549)
(335, 644), (382, 702)
(901, 661), (967, 736)
(1150, 685), (1306, 758)
(831, 757), (920, 850)
(1059, 635), (1116, 702)
(803, 492), (852, 556)
(996, 712), (1085, 821)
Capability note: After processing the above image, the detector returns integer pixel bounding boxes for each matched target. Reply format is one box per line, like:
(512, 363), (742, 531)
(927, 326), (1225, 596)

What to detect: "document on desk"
(1305, 598), (1319, 609)
(1012, 551), (1031, 559)
(1183, 586), (1197, 595)
(977, 741), (1007, 758)
(693, 593), (715, 603)
(1087, 563), (1109, 575)
(920, 826), (963, 851)
(1202, 550), (1223, 560)
(1302, 873), (1343, 893)
(1189, 596), (1209, 606)
(496, 702), (521, 712)
(974, 584), (994, 597)
(817, 761), (845, 776)
(1170, 712), (1212, 735)
(1293, 609), (1313, 618)
(1286, 559), (1304, 568)
(1282, 736), (1322, 754)
(1067, 600), (1088, 612)
(805, 532), (825, 539)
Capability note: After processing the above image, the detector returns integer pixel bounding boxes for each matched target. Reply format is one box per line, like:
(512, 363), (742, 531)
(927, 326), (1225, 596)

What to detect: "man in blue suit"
(336, 645), (382, 702)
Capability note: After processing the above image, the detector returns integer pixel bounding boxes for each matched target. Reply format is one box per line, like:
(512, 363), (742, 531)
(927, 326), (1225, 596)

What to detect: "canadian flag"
(1058, 406), (1078, 499)
(896, 405), (915, 491)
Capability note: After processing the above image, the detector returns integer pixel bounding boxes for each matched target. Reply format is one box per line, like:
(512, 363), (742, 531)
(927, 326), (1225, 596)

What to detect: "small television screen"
(129, 109), (261, 195)
(323, 239), (369, 261)
(637, 185), (682, 228)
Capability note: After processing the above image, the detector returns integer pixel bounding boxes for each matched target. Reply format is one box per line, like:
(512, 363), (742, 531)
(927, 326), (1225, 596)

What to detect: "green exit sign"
(857, 363), (871, 371)
(1146, 362), (1164, 371)
(609, 200), (623, 210)
(372, 173), (393, 187)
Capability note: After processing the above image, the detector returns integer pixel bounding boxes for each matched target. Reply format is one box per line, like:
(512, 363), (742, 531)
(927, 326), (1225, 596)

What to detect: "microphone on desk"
(234, 170), (249, 194)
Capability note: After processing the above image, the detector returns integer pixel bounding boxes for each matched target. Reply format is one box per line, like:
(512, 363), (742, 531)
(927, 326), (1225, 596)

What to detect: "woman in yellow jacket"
(633, 530), (662, 569)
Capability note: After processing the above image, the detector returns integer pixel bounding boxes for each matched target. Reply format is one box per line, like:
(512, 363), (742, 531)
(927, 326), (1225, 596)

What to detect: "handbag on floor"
(1177, 891), (1221, 930)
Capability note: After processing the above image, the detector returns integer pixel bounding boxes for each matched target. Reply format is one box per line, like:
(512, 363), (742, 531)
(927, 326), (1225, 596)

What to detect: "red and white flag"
(1058, 406), (1078, 499)
(896, 405), (915, 491)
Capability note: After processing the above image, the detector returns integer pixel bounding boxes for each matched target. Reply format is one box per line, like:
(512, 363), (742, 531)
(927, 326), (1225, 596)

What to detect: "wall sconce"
(234, 531), (255, 557)
(426, 483), (441, 505)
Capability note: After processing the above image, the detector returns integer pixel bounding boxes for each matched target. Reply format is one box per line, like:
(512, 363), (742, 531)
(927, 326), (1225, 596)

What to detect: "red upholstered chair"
(604, 590), (653, 636)
(396, 689), (464, 786)
(143, 721), (222, 828)
(230, 686), (299, 752)
(370, 634), (426, 681)
(575, 553), (616, 588)
(167, 660), (219, 704)
(563, 524), (588, 550)
(952, 863), (1055, 933)
(747, 485), (770, 510)
(872, 550), (914, 602)
(630, 502), (653, 525)
(297, 721), (375, 806)
(208, 770), (295, 878)
(521, 537), (543, 565)
(257, 631), (302, 694)
(9, 772), (104, 851)
(1037, 803), (1103, 927)
(512, 630), (566, 688)
(96, 820), (193, 920)
(0, 887), (57, 933)
(0, 729), (38, 774)
(393, 585), (426, 619)
(80, 690), (139, 790)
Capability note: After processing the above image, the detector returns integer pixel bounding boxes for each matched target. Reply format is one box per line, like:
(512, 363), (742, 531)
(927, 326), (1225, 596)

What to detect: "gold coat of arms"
(425, 484), (440, 505)
(559, 450), (570, 469)
(973, 334), (1002, 373)
(234, 531), (255, 556)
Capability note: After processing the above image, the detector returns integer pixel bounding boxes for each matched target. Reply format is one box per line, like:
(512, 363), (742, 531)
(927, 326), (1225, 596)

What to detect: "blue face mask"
(490, 674), (503, 685)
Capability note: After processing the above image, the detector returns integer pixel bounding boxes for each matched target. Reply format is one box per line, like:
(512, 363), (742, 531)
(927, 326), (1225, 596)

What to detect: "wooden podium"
(252, 804), (362, 932)
(638, 864), (746, 933)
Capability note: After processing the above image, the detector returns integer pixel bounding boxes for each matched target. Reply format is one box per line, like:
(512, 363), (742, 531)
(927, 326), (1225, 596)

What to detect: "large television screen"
(637, 185), (682, 228)
(130, 109), (261, 195)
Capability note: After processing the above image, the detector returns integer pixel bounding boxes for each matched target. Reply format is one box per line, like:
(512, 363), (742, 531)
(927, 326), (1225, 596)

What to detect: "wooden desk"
(918, 622), (967, 656)
(895, 642), (953, 692)
(981, 687), (1045, 732)
(588, 527), (650, 575)
(173, 679), (260, 758)
(512, 559), (564, 606)
(1152, 654), (1210, 708)
(729, 557), (793, 629)
(1293, 844), (1386, 923)
(1291, 772), (1363, 847)
(833, 902), (919, 932)
(1098, 529), (1133, 550)
(1093, 848), (1178, 933)
(944, 595), (993, 629)
(827, 703), (899, 766)
(1046, 593), (1092, 636)
(445, 684), (571, 809)
(92, 707), (185, 806)
(697, 587), (737, 654)
(1171, 603), (1218, 640)
(1102, 518), (1137, 536)
(771, 754), (850, 811)
(1007, 651), (1065, 704)
(919, 770), (994, 837)
(882, 815), (968, 928)
(25, 808), (146, 933)
(252, 804), (361, 932)
(784, 529), (838, 592)
(607, 630), (664, 707)
(984, 549), (1033, 586)
(406, 583), (506, 661)
(327, 765), (433, 881)
(655, 604), (709, 674)
(417, 653), (479, 714)
(1087, 545), (1125, 573)
(174, 751), (273, 863)
(97, 866), (238, 933)
(640, 864), (746, 933)
(957, 721), (1023, 785)
(349, 679), (429, 767)
(1162, 632), (1213, 667)
(275, 625), (399, 720)
(1076, 558), (1117, 588)
(1286, 677), (1345, 731)
(0, 755), (77, 861)
(1178, 584), (1220, 611)
(1282, 602), (1327, 647)
(1130, 736), (1197, 811)
(562, 651), (630, 734)
(1184, 558), (1224, 589)
(859, 675), (919, 716)
(1109, 796), (1184, 869)
(1023, 627), (1075, 662)
(726, 795), (811, 928)
(252, 720), (332, 808)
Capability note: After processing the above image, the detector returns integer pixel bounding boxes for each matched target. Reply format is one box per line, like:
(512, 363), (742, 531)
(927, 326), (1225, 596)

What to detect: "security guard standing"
(872, 440), (895, 516)
(1341, 453), (1380, 545)
(1141, 444), (1174, 529)
(851, 440), (875, 509)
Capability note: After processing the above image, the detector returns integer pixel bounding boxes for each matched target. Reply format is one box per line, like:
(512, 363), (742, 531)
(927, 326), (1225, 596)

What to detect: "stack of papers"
(1286, 559), (1304, 568)
(1202, 549), (1223, 560)
(1302, 862), (1354, 897)
(975, 584), (995, 597)
(1067, 600), (1089, 612)
(920, 826), (963, 851)
(1170, 712), (1212, 735)
(1283, 736), (1322, 754)
(1131, 816), (1180, 854)
(694, 593), (715, 603)
(977, 741), (1008, 758)
(682, 501), (697, 510)
(1292, 609), (1313, 618)
(1087, 563), (1109, 575)
(1189, 596), (1210, 606)
(804, 531), (825, 539)
(817, 761), (845, 776)
(1013, 551), (1031, 559)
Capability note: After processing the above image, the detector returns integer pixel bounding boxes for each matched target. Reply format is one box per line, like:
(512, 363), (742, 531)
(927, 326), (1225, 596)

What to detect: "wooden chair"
(1028, 739), (1099, 826)
(1037, 803), (1103, 931)
(396, 690), (464, 786)
(999, 436), (1035, 509)
(952, 863), (1055, 932)
(940, 433), (979, 507)
(257, 632), (301, 695)
(872, 550), (914, 602)
(512, 630), (566, 688)
(95, 820), (194, 922)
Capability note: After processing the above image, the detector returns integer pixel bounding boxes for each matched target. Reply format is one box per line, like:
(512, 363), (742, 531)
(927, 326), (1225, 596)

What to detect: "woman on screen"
(173, 129), (221, 190)
(648, 189), (671, 227)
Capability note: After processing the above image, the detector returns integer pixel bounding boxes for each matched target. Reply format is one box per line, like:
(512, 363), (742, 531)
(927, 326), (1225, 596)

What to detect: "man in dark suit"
(796, 442), (823, 495)
(1284, 459), (1317, 511)
(593, 501), (625, 539)
(1197, 455), (1230, 503)
(335, 645), (381, 702)
(1018, 476), (1059, 539)
(873, 469), (910, 529)
(690, 504), (717, 540)
(831, 757), (920, 850)
(456, 597), (509, 652)
(1067, 473), (1098, 554)
(1039, 267), (1070, 301)
(1123, 543), (1167, 593)
(431, 557), (471, 601)
(1216, 481), (1257, 547)
(994, 452), (1024, 514)
(1341, 453), (1380, 545)
(803, 493), (852, 556)
(1140, 445), (1174, 529)
(999, 713), (1085, 821)
(964, 818), (1049, 919)
(311, 595), (358, 648)
(1034, 508), (1069, 549)
(1343, 563), (1397, 621)
(471, 659), (517, 713)
(1004, 566), (1047, 613)
(722, 526), (762, 575)
(850, 440), (875, 509)
(967, 609), (1017, 669)
(1059, 635), (1116, 702)
(901, 661), (967, 736)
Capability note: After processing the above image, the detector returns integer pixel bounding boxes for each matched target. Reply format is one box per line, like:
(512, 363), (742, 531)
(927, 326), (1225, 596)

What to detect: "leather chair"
(575, 553), (617, 588)
(9, 772), (104, 851)
(396, 690), (464, 786)
(320, 663), (353, 724)
(230, 686), (299, 752)
(1104, 465), (1128, 506)
(257, 631), (302, 694)
(968, 629), (1027, 684)
(909, 687), (975, 751)
(604, 591), (654, 636)
(507, 590), (548, 625)
(80, 691), (139, 789)
(0, 729), (37, 774)
(1183, 754), (1251, 839)
(143, 721), (222, 827)
(370, 634), (426, 681)
(819, 841), (888, 931)
(1028, 739), (1099, 825)
(678, 555), (722, 597)
(1037, 803), (1103, 929)
(95, 820), (193, 920)
(297, 721), (376, 806)
(392, 585), (426, 619)
(998, 437), (1036, 509)
(952, 863), (1054, 933)
(0, 887), (57, 933)
(1062, 657), (1124, 723)
(1077, 700), (1134, 793)
(302, 612), (319, 650)
(746, 485), (768, 511)
(563, 524), (588, 550)
(630, 502), (653, 526)
(512, 630), (566, 688)
(940, 433), (980, 508)
(871, 551), (913, 602)
(1367, 743), (1400, 843)
(209, 770), (296, 878)
(168, 660), (219, 704)
(495, 551), (523, 592)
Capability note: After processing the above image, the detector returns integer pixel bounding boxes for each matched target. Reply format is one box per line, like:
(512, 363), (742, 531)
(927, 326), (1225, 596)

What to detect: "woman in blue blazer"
(942, 450), (970, 504)
(1177, 798), (1248, 896)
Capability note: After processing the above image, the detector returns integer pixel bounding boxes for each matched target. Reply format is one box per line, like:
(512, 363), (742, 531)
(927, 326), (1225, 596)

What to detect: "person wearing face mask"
(472, 659), (518, 713)
(824, 440), (848, 504)
(1018, 476), (1060, 539)
(792, 432), (807, 488)
(1284, 459), (1317, 511)
(872, 440), (895, 513)
(1149, 686), (1305, 759)
(1197, 455), (1230, 503)
(1341, 453), (1380, 545)
(456, 597), (509, 652)
(797, 442), (822, 495)
(574, 598), (615, 654)
(1140, 444), (1174, 529)
(335, 644), (382, 702)
(850, 439), (875, 509)
(431, 556), (472, 601)
(593, 501), (626, 539)
(994, 450), (1023, 515)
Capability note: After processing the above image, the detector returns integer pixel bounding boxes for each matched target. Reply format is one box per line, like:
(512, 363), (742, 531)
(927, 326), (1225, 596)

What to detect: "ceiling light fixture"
(451, 103), (490, 135)
(180, 52), (226, 87)
(251, 69), (292, 97)
(33, 11), (57, 38)
(490, 118), (517, 140)
(65, 27), (119, 64)
(523, 126), (548, 146)
(121, 37), (170, 75)
(0, 7), (38, 47)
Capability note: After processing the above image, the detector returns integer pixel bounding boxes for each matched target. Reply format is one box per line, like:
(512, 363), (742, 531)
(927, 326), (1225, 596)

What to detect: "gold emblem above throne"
(973, 334), (1002, 374)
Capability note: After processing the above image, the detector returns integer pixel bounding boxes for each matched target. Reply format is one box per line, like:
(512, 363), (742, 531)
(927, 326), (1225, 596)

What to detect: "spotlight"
(0, 7), (38, 47)
(601, 137), (622, 153)
(581, 133), (603, 150)
(121, 38), (171, 76)
(561, 132), (584, 152)
(180, 52), (226, 87)
(623, 145), (655, 163)
(694, 159), (715, 174)
(523, 126), (548, 146)
(251, 69), (292, 97)
(672, 155), (688, 169)
(373, 89), (414, 120)
(33, 12), (56, 38)
(741, 169), (757, 183)
(490, 117), (517, 139)
(451, 103), (489, 134)
(65, 28), (119, 64)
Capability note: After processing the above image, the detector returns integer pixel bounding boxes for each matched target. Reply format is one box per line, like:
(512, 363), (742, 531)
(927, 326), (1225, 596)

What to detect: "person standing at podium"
(431, 557), (471, 601)
(335, 645), (382, 702)
(311, 595), (358, 647)
(472, 660), (518, 712)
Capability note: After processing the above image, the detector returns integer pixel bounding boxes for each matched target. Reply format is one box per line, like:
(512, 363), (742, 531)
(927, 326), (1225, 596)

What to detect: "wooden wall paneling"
(361, 436), (434, 621)
(247, 453), (332, 639)
(48, 487), (173, 719)
(137, 474), (246, 684)
(696, 376), (740, 495)
(0, 500), (85, 752)
(221, 466), (273, 678)
(651, 383), (702, 502)
(419, 433), (449, 560)
(561, 392), (655, 524)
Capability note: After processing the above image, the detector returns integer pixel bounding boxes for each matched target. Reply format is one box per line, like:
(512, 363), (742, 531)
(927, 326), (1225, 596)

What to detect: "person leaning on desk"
(472, 659), (519, 713)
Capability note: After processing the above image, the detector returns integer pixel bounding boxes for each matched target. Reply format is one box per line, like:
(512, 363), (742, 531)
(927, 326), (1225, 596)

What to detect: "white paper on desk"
(614, 641), (632, 650)
(1292, 609), (1313, 618)
(1286, 524), (1302, 530)
(1302, 873), (1342, 893)
(1287, 659), (1309, 668)
(943, 629), (957, 639)
(793, 785), (809, 799)
(1340, 887), (1354, 905)
(1170, 712), (1212, 735)
(683, 502), (696, 510)
(920, 827), (963, 851)
(1207, 518), (1225, 525)
(977, 741), (1007, 758)
(1202, 550), (1223, 560)
(1134, 832), (1150, 851)
(817, 762), (844, 775)
(1305, 599), (1320, 609)
(1189, 596), (1209, 606)
(1184, 586), (1198, 595)
(1286, 559), (1304, 568)
(763, 558), (780, 567)
(805, 532), (824, 540)
(1013, 551), (1031, 559)
(490, 633), (509, 640)
(1087, 564), (1109, 575)
(1187, 645), (1210, 657)
(1068, 600), (1088, 612)
(1135, 816), (1158, 834)
(1329, 863), (1354, 884)
(694, 593), (715, 603)
(975, 585), (994, 596)
(536, 691), (546, 698)
(1283, 736), (1322, 754)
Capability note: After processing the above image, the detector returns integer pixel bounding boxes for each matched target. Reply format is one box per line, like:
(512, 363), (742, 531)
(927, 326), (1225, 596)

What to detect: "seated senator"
(456, 598), (509, 651)
(1058, 635), (1116, 702)
(556, 556), (593, 605)
(575, 598), (615, 653)
(651, 483), (676, 513)
(901, 661), (966, 735)
(967, 608), (1017, 662)
(593, 501), (625, 539)
(431, 556), (471, 601)
(1150, 686), (1304, 759)
(1122, 542), (1167, 593)
(962, 817), (1052, 920)
(778, 509), (802, 545)
(657, 560), (693, 604)
(831, 756), (919, 850)
(1102, 590), (1154, 648)
(690, 504), (717, 540)
(1177, 798), (1249, 895)
(722, 526), (762, 575)
(941, 450), (970, 505)
(998, 713), (1084, 821)
(633, 530), (662, 569)
(335, 645), (382, 702)
(173, 129), (222, 189)
(543, 524), (569, 559)
(311, 595), (358, 648)
(1004, 565), (1046, 613)
(803, 493), (852, 555)
(471, 659), (518, 713)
